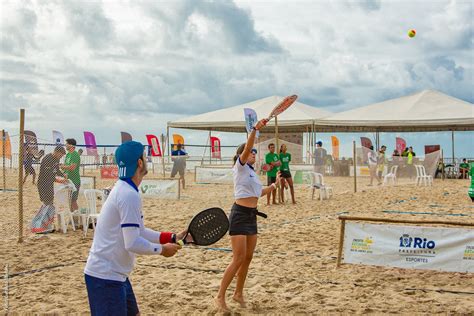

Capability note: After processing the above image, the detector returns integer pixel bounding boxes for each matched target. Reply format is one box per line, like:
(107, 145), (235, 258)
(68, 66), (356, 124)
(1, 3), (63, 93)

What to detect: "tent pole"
(451, 130), (455, 167)
(209, 130), (212, 164)
(353, 140), (357, 193)
(306, 126), (309, 163)
(166, 126), (170, 164)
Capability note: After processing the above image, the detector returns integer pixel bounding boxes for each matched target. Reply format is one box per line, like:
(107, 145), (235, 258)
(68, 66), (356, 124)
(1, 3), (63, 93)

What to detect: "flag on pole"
(396, 137), (406, 153)
(210, 136), (221, 159)
(331, 136), (340, 160)
(172, 134), (184, 151)
(121, 132), (132, 144)
(83, 131), (98, 156)
(24, 130), (39, 153)
(0, 131), (12, 159)
(146, 134), (162, 156)
(360, 137), (373, 149)
(52, 130), (64, 145)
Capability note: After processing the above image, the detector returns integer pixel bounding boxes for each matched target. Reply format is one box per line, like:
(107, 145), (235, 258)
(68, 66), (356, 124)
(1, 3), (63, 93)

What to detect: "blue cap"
(115, 141), (145, 179)
(316, 141), (323, 146)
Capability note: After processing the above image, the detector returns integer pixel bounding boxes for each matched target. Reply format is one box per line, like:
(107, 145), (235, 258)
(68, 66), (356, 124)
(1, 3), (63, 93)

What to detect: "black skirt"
(229, 203), (258, 236)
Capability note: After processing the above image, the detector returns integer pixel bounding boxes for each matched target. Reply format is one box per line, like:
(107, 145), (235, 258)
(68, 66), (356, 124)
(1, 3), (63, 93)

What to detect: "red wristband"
(159, 232), (173, 244)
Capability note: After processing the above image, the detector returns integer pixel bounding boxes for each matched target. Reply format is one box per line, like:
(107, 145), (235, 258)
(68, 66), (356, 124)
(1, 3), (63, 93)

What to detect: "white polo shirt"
(233, 157), (262, 199)
(84, 180), (146, 282)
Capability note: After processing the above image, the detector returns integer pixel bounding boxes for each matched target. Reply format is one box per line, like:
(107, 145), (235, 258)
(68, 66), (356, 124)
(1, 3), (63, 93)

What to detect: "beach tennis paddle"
(266, 95), (298, 121)
(177, 207), (229, 246)
(261, 164), (273, 172)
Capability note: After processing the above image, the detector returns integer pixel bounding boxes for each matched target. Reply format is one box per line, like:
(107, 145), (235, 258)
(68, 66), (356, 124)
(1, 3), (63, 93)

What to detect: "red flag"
(146, 134), (162, 157)
(210, 136), (221, 159)
(396, 137), (406, 153)
(360, 137), (373, 149)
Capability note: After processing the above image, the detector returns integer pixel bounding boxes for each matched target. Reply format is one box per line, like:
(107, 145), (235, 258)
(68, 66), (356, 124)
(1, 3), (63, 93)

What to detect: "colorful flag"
(121, 132), (132, 144)
(360, 137), (373, 149)
(172, 134), (184, 151)
(331, 136), (339, 160)
(244, 108), (258, 135)
(83, 131), (98, 156)
(52, 130), (64, 145)
(396, 137), (406, 153)
(0, 131), (12, 159)
(210, 136), (221, 159)
(146, 134), (162, 157)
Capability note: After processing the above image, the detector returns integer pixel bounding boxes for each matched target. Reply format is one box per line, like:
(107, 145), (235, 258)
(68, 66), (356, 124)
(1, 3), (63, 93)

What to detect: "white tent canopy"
(315, 90), (474, 132)
(168, 95), (332, 133)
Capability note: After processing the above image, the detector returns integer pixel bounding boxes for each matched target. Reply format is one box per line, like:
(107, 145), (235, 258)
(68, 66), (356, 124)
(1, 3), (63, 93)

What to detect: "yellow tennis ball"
(408, 29), (416, 38)
(177, 240), (184, 248)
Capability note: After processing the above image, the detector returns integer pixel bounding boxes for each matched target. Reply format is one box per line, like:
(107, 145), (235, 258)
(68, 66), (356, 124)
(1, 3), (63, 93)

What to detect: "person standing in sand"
(84, 141), (189, 316)
(215, 118), (281, 312)
(279, 144), (296, 204)
(368, 145), (379, 186)
(265, 143), (280, 205)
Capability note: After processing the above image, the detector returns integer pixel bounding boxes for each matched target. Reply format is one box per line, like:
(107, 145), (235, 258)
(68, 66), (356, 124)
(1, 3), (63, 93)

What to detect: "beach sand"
(1, 171), (473, 314)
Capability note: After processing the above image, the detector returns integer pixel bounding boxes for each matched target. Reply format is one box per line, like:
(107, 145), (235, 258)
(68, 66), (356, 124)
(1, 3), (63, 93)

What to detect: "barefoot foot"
(214, 297), (230, 312)
(232, 295), (246, 308)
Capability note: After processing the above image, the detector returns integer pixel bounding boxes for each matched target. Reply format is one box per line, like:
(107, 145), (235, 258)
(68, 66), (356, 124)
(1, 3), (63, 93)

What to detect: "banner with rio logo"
(139, 179), (180, 199)
(343, 222), (474, 273)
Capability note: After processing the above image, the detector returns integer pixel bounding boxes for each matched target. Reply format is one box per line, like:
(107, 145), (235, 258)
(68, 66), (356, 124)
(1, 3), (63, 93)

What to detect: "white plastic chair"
(383, 165), (398, 186)
(55, 182), (76, 233)
(415, 165), (433, 186)
(310, 172), (333, 201)
(83, 189), (104, 237)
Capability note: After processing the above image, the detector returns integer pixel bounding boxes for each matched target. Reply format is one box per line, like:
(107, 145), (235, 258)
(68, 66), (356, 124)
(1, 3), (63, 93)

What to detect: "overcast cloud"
(0, 0), (472, 156)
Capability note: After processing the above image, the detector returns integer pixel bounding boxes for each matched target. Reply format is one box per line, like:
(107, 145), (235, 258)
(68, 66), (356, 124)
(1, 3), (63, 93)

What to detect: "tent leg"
(451, 130), (455, 167)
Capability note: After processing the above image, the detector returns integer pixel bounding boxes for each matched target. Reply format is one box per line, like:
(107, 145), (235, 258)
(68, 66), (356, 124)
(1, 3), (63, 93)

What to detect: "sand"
(1, 170), (473, 314)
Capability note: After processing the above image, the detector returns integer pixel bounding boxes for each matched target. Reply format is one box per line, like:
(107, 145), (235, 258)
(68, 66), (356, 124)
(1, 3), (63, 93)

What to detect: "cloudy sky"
(1, 0), (473, 158)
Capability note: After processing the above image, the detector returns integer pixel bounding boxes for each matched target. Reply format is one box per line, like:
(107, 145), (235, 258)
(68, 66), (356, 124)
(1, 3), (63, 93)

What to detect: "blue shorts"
(85, 274), (139, 316)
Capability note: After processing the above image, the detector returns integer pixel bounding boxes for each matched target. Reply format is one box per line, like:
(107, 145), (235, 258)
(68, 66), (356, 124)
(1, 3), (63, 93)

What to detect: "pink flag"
(210, 136), (221, 159)
(396, 137), (406, 153)
(146, 134), (162, 157)
(84, 131), (98, 156)
(360, 137), (373, 149)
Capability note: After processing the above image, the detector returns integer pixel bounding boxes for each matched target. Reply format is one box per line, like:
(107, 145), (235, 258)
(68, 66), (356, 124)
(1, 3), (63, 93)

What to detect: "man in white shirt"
(84, 141), (189, 315)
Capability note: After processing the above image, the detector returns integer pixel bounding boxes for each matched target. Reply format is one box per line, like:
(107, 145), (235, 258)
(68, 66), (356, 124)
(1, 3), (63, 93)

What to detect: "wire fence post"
(2, 130), (6, 191)
(353, 140), (357, 193)
(18, 109), (25, 243)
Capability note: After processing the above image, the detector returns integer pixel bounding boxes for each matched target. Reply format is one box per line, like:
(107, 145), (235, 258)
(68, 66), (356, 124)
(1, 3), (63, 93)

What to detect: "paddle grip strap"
(256, 211), (268, 218)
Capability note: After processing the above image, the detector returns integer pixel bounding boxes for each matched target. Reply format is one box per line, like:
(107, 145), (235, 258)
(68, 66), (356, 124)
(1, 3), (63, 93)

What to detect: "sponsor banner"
(195, 167), (233, 184)
(343, 222), (474, 273)
(80, 176), (95, 193)
(100, 166), (119, 179)
(139, 179), (179, 199)
(293, 170), (313, 185)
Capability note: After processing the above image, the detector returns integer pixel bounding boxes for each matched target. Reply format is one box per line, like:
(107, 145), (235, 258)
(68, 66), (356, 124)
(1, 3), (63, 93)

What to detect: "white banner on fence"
(195, 167), (233, 184)
(139, 179), (179, 199)
(80, 176), (95, 193)
(343, 222), (474, 273)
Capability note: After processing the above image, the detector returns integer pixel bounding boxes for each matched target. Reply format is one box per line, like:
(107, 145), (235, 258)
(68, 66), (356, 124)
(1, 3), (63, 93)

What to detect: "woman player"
(279, 144), (296, 204)
(215, 118), (281, 312)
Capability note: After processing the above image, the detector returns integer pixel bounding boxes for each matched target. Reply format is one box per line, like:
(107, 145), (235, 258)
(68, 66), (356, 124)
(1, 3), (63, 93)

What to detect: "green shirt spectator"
(460, 162), (469, 169)
(279, 152), (291, 172)
(265, 152), (279, 177)
(65, 150), (81, 185)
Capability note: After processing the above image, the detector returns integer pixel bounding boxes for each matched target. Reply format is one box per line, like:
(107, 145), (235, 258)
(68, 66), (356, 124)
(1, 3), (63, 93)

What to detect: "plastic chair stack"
(310, 172), (333, 201)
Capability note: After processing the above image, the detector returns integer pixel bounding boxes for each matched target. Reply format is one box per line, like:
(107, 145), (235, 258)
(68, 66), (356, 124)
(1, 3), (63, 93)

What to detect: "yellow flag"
(172, 134), (185, 151)
(0, 131), (12, 160)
